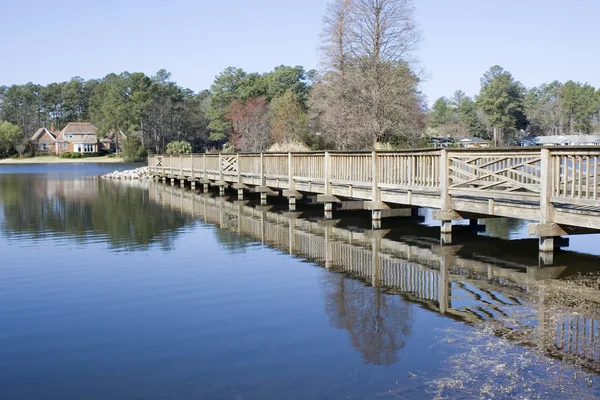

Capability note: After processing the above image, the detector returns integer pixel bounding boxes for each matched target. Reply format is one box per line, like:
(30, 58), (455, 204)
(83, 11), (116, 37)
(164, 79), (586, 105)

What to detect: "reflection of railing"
(149, 148), (600, 231)
(148, 182), (600, 371)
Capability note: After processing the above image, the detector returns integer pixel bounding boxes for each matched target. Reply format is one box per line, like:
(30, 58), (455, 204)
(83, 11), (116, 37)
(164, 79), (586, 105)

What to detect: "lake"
(2, 164), (600, 399)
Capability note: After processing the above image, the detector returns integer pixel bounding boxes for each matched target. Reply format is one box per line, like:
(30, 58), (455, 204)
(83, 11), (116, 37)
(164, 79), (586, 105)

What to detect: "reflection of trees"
(0, 175), (190, 251)
(213, 229), (253, 254)
(323, 273), (414, 366)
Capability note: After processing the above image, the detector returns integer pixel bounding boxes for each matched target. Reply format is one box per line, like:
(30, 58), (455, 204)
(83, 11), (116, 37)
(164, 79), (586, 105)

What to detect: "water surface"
(1, 164), (600, 399)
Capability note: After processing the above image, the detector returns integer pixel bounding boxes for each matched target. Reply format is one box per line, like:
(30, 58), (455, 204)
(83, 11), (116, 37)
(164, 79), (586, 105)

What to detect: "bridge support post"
(237, 189), (244, 200)
(440, 221), (452, 234)
(289, 196), (296, 211)
(170, 178), (175, 186)
(162, 177), (167, 183)
(219, 186), (225, 196)
(539, 236), (555, 253)
(203, 183), (209, 192)
(372, 210), (382, 229)
(180, 179), (185, 188)
(191, 181), (196, 190)
(440, 232), (453, 246)
(260, 192), (267, 205)
(324, 202), (333, 220)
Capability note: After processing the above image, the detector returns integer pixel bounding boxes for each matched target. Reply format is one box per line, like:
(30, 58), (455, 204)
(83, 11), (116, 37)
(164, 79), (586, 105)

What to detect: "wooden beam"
(317, 194), (342, 203)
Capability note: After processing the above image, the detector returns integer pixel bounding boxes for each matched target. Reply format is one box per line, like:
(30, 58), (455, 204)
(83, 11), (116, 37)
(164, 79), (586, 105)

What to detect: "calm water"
(2, 164), (600, 399)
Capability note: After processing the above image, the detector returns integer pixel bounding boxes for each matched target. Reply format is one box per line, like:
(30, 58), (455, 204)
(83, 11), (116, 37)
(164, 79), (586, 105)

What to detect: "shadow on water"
(150, 182), (600, 396)
(0, 174), (191, 251)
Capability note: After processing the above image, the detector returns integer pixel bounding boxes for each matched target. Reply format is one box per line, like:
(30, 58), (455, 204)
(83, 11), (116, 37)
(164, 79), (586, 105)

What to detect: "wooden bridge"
(148, 147), (600, 253)
(148, 182), (600, 372)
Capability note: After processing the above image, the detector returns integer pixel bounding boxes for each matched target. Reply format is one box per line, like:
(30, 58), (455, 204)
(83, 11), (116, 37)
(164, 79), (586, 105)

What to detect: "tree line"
(429, 66), (600, 146)
(1, 0), (599, 157)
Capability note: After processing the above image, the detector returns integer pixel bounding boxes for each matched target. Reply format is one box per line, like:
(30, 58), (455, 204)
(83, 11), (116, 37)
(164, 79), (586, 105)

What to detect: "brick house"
(31, 122), (129, 155)
(30, 127), (60, 154)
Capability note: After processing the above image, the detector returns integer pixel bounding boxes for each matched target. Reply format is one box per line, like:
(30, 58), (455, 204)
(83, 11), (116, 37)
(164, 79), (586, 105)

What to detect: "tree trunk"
(493, 127), (498, 147)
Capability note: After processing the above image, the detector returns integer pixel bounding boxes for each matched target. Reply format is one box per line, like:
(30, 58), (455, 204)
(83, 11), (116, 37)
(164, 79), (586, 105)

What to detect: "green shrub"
(122, 137), (147, 162)
(166, 140), (192, 155)
(59, 152), (84, 159)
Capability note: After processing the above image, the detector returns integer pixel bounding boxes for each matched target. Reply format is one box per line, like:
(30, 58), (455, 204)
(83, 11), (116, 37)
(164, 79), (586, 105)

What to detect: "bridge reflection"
(150, 182), (600, 370)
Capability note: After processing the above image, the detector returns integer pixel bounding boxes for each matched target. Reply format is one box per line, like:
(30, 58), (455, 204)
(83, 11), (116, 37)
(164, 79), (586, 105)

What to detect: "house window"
(40, 143), (48, 150)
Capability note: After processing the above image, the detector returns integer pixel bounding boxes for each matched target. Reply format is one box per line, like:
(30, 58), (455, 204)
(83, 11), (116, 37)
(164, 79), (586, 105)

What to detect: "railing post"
(324, 151), (331, 195)
(190, 154), (196, 189)
(260, 153), (265, 187)
(440, 149), (450, 210)
(288, 152), (295, 191)
(371, 151), (379, 202)
(191, 154), (195, 180)
(439, 149), (452, 235)
(218, 152), (223, 182)
(237, 153), (241, 183)
(540, 148), (554, 224)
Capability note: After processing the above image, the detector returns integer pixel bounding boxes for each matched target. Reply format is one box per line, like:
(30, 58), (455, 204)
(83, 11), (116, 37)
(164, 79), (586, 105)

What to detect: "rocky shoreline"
(100, 166), (152, 180)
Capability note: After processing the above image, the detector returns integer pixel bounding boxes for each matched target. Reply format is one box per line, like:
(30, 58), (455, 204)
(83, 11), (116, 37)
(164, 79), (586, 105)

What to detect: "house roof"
(459, 137), (489, 143)
(31, 128), (56, 141)
(521, 135), (600, 145)
(61, 122), (97, 135)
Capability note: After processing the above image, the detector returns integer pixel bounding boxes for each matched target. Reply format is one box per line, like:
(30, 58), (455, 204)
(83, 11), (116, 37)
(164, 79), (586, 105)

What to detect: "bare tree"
(319, 0), (355, 76)
(312, 0), (425, 149)
(311, 0), (361, 149)
(351, 0), (420, 64)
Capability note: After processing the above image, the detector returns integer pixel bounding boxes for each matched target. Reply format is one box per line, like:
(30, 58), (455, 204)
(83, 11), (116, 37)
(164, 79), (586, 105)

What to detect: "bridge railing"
(148, 147), (600, 219)
(551, 150), (600, 206)
(447, 150), (543, 202)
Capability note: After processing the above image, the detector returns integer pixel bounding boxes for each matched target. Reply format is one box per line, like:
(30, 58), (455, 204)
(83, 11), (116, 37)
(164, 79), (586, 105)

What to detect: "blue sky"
(1, 0), (598, 105)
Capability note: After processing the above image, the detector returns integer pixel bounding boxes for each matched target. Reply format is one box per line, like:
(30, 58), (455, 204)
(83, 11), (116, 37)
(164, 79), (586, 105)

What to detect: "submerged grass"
(388, 275), (600, 399)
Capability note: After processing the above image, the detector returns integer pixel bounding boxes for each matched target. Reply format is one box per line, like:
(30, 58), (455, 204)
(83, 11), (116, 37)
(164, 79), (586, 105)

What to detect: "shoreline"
(0, 156), (128, 164)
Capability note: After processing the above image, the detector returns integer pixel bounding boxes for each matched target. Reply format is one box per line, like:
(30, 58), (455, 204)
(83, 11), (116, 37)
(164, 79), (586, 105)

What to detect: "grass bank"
(0, 155), (127, 164)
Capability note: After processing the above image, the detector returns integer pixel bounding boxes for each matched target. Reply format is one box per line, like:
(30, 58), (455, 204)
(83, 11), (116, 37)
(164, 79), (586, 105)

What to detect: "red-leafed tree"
(226, 97), (271, 152)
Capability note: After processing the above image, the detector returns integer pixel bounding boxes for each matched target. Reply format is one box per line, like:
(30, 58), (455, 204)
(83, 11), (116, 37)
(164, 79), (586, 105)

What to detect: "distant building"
(429, 137), (456, 147)
(101, 130), (127, 153)
(458, 137), (490, 148)
(519, 135), (600, 147)
(30, 122), (125, 155)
